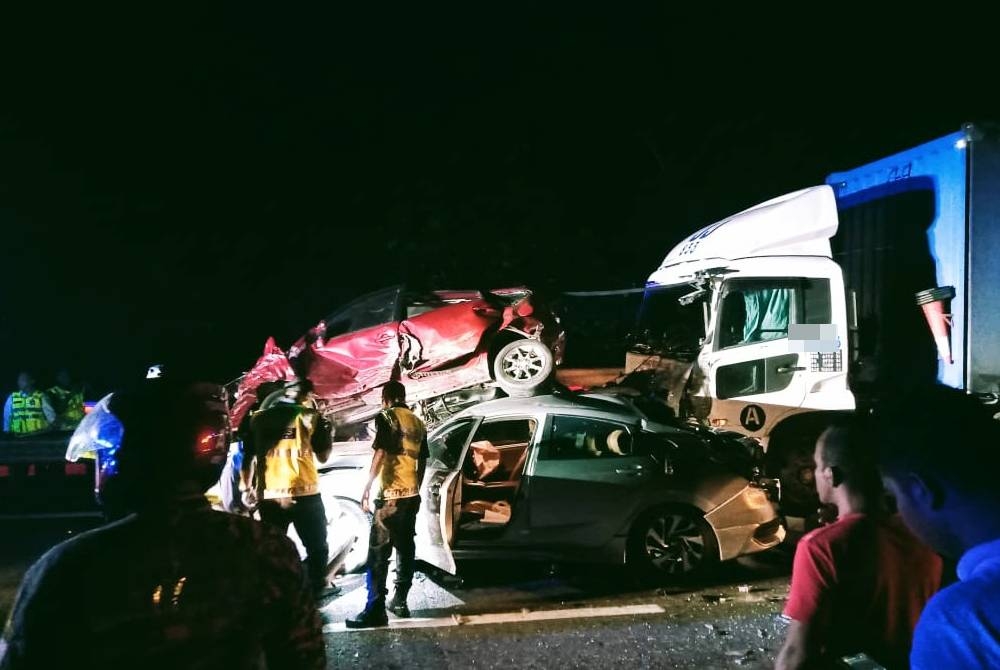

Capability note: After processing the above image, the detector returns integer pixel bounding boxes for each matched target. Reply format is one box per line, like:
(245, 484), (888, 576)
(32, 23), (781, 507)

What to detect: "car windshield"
(631, 284), (706, 356)
(319, 286), (401, 338)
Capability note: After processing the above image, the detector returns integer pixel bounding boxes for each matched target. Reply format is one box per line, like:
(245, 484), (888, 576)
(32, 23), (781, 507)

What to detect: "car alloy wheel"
(325, 497), (371, 575)
(493, 338), (555, 397)
(630, 506), (717, 580)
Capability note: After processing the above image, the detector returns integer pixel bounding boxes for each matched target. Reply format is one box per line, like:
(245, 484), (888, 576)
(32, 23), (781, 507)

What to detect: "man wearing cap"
(245, 380), (339, 600)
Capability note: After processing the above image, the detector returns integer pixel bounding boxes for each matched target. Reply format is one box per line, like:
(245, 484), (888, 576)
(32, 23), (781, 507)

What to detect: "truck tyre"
(492, 339), (555, 398)
(766, 437), (821, 517)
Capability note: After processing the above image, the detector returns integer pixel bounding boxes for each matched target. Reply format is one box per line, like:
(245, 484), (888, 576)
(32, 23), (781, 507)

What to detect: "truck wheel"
(493, 339), (555, 397)
(627, 505), (718, 582)
(766, 442), (820, 517)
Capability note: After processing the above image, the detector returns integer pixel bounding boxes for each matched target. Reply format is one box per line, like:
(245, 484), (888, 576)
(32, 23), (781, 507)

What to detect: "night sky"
(0, 6), (994, 395)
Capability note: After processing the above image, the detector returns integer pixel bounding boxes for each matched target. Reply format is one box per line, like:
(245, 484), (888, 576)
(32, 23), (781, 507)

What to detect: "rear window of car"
(540, 415), (633, 460)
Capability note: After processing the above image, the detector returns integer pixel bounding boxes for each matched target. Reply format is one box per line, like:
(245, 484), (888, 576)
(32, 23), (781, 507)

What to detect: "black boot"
(345, 603), (388, 629)
(387, 586), (410, 618)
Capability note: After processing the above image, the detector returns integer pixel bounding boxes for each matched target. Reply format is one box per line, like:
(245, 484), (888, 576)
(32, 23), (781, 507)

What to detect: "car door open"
(415, 416), (480, 574)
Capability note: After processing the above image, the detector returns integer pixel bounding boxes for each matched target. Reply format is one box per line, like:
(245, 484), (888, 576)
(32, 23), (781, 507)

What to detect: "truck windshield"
(631, 285), (706, 357)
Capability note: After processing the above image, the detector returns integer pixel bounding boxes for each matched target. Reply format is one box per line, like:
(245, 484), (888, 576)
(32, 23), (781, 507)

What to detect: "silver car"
(322, 392), (785, 581)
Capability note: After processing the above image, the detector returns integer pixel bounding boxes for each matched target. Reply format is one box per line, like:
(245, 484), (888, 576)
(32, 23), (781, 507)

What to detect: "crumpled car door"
(298, 287), (404, 399)
(399, 299), (498, 372)
(304, 322), (401, 399)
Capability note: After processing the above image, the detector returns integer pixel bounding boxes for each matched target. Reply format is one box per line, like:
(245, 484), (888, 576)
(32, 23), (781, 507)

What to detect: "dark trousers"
(365, 495), (420, 608)
(259, 493), (329, 590)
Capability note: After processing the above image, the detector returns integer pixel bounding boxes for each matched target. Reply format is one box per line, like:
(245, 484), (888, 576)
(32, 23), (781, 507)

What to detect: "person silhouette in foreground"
(0, 368), (326, 669)
(777, 417), (942, 669)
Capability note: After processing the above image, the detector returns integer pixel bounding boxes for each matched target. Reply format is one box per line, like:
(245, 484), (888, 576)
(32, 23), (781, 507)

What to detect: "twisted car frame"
(319, 391), (785, 580)
(231, 286), (565, 433)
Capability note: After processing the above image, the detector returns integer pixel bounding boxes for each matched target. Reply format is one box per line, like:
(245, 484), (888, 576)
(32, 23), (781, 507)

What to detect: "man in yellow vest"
(346, 380), (428, 628)
(244, 380), (338, 599)
(47, 369), (86, 431)
(3, 372), (56, 435)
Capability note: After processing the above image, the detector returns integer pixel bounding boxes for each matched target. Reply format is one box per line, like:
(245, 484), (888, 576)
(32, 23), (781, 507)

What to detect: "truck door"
(699, 262), (852, 437)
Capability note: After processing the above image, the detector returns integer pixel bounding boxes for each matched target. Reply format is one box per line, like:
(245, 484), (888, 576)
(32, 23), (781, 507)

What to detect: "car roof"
(422, 287), (531, 303)
(456, 392), (644, 423)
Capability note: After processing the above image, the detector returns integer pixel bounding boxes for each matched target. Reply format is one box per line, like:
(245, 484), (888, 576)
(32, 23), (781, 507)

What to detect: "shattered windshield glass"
(630, 285), (706, 357)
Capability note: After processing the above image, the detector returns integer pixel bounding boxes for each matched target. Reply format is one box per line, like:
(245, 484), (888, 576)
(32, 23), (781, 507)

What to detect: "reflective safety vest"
(48, 385), (85, 428)
(377, 406), (427, 500)
(250, 403), (323, 499)
(9, 391), (49, 434)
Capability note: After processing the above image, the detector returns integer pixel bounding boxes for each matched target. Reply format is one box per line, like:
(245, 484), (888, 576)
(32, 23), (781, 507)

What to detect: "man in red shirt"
(776, 419), (942, 669)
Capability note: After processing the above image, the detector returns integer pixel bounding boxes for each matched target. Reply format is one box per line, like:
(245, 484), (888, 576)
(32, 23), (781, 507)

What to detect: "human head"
(260, 379), (313, 411)
(874, 383), (1000, 558)
(70, 372), (230, 513)
(255, 380), (286, 403)
(813, 418), (883, 506)
(284, 378), (313, 403)
(17, 372), (35, 393)
(382, 380), (406, 407)
(55, 369), (72, 388)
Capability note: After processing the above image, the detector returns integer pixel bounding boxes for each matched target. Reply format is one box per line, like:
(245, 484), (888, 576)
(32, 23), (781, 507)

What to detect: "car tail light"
(514, 299), (534, 317)
(744, 485), (771, 509)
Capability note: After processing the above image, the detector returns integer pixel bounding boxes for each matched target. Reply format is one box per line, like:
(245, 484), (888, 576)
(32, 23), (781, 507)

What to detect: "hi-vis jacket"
(374, 405), (428, 500)
(3, 391), (55, 434)
(47, 385), (86, 428)
(248, 402), (331, 499)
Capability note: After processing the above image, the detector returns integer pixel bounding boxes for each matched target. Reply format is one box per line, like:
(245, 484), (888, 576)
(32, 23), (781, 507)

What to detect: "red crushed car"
(231, 286), (565, 433)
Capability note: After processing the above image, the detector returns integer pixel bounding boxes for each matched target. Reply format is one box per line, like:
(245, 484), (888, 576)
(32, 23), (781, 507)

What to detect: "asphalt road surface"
(320, 552), (793, 669)
(1, 518), (796, 669)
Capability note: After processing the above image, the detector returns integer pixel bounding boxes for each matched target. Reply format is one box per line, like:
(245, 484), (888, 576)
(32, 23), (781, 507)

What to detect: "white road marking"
(324, 603), (665, 633)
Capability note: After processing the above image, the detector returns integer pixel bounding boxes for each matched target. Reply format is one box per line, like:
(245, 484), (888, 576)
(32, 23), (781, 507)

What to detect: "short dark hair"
(819, 416), (881, 496)
(874, 383), (1000, 499)
(382, 381), (406, 405)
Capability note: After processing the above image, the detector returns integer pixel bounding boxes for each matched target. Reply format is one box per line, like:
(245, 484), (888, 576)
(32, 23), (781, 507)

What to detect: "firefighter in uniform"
(243, 380), (338, 598)
(47, 369), (86, 431)
(346, 380), (428, 628)
(2, 373), (55, 435)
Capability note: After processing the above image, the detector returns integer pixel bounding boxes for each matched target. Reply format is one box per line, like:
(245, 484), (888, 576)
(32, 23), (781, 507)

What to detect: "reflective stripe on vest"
(49, 386), (85, 423)
(255, 406), (320, 498)
(10, 392), (48, 434)
(379, 406), (426, 499)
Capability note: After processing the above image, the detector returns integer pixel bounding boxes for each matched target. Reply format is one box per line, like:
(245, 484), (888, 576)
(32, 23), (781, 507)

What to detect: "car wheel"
(325, 497), (371, 575)
(493, 338), (555, 397)
(628, 505), (718, 581)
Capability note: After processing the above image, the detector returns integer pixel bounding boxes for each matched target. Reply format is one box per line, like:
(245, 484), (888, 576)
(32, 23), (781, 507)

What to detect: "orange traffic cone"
(915, 286), (956, 364)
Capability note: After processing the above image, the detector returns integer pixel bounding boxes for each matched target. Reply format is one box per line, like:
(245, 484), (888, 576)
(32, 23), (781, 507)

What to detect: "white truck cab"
(628, 125), (1000, 513)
